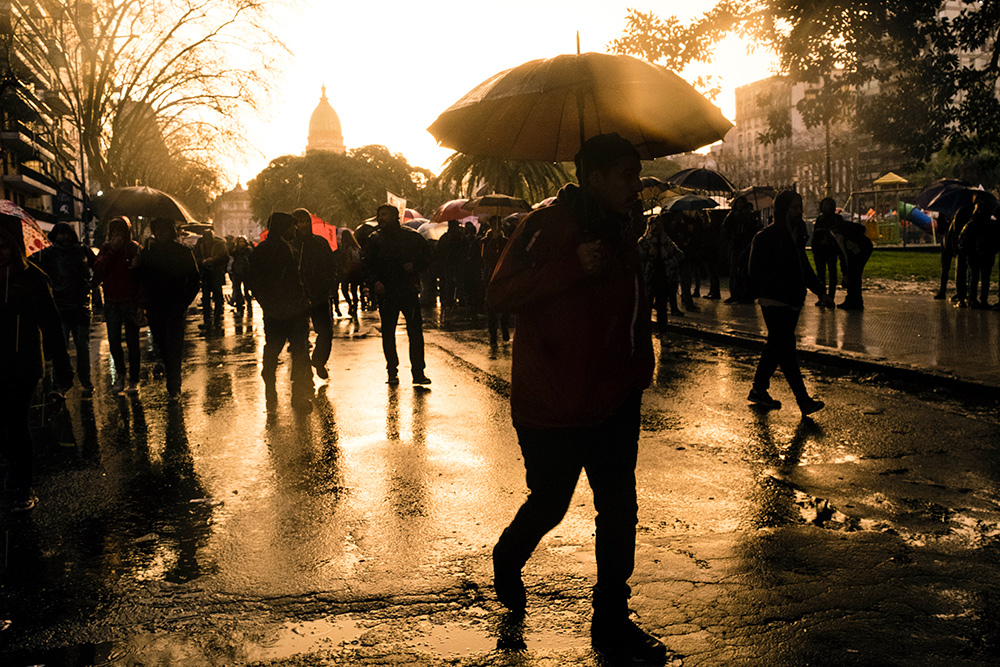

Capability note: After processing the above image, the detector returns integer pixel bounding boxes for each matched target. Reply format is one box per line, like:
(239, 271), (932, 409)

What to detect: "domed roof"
(307, 85), (345, 154)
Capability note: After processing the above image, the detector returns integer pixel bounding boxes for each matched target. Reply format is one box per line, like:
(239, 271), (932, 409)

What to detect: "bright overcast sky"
(231, 0), (777, 186)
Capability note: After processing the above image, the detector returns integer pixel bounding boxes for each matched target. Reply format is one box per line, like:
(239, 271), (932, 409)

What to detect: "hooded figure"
(1, 214), (74, 511)
(30, 221), (96, 394)
(246, 212), (313, 411)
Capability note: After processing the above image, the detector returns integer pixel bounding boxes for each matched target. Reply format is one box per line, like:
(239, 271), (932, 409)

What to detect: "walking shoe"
(798, 397), (825, 416)
(412, 375), (432, 385)
(12, 490), (38, 513)
(314, 364), (329, 380)
(591, 613), (668, 666)
(748, 388), (781, 410)
(493, 545), (526, 611)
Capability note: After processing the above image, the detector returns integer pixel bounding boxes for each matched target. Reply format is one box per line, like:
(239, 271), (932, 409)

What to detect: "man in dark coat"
(134, 218), (201, 401)
(1, 214), (74, 511)
(30, 221), (96, 396)
(246, 212), (313, 410)
(487, 133), (666, 665)
(193, 228), (229, 334)
(363, 204), (432, 385)
(291, 208), (337, 380)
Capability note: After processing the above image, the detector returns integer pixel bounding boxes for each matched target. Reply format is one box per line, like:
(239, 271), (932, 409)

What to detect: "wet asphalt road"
(2, 304), (1000, 666)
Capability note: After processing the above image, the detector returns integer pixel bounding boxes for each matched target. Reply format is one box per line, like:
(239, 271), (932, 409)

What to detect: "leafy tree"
(247, 146), (436, 229)
(611, 1), (1000, 173)
(435, 153), (570, 204)
(9, 0), (286, 199)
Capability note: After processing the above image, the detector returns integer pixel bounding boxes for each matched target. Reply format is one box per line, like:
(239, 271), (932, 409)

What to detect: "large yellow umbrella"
(428, 52), (733, 162)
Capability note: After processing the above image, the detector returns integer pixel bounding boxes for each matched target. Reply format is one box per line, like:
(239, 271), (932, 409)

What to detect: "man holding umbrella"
(487, 133), (666, 665)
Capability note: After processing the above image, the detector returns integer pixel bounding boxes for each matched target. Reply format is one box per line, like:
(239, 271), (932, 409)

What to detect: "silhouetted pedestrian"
(292, 208), (337, 380)
(193, 228), (228, 335)
(481, 215), (510, 347)
(1, 214), (74, 512)
(488, 133), (666, 665)
(247, 212), (313, 411)
(228, 236), (253, 316)
(638, 214), (684, 336)
(811, 197), (841, 307)
(93, 216), (143, 393)
(30, 221), (95, 396)
(747, 190), (832, 415)
(722, 196), (761, 304)
(363, 204), (432, 385)
(134, 218), (200, 401)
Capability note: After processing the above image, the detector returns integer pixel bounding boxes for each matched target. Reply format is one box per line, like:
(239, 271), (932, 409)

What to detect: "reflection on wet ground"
(3, 307), (1000, 665)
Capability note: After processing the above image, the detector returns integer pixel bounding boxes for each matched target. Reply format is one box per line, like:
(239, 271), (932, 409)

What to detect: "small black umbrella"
(666, 168), (735, 194)
(914, 179), (970, 209)
(732, 185), (777, 210)
(664, 193), (719, 212)
(98, 186), (196, 223)
(925, 187), (998, 220)
(462, 194), (531, 217)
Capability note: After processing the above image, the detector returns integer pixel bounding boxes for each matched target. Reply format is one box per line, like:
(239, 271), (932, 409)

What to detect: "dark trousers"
(104, 302), (141, 383)
(59, 309), (92, 388)
(753, 305), (808, 402)
(262, 313), (312, 399)
(148, 311), (186, 396)
(495, 392), (641, 614)
(309, 300), (334, 368)
(378, 291), (425, 377)
(843, 247), (873, 306)
(0, 374), (39, 492)
(201, 275), (224, 327)
(231, 276), (250, 311)
(486, 305), (510, 345)
(813, 248), (839, 299)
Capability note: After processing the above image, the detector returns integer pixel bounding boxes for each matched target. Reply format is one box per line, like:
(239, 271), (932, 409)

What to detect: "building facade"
(210, 182), (255, 240)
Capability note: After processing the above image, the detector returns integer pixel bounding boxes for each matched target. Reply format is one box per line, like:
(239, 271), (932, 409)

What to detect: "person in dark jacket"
(722, 196), (761, 304)
(747, 190), (833, 415)
(93, 216), (143, 393)
(291, 208), (337, 380)
(246, 212), (313, 410)
(134, 218), (201, 401)
(193, 228), (229, 335)
(228, 236), (253, 316)
(481, 215), (510, 347)
(1, 214), (74, 511)
(487, 133), (666, 665)
(30, 221), (96, 396)
(811, 197), (841, 306)
(435, 219), (469, 315)
(363, 204), (432, 385)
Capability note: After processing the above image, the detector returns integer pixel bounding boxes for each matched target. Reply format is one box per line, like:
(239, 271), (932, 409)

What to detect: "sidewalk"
(662, 289), (1000, 393)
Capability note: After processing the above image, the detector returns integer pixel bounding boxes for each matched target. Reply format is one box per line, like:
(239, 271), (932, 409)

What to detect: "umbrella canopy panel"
(663, 193), (719, 211)
(914, 179), (970, 209)
(463, 194), (531, 217)
(98, 186), (196, 224)
(428, 52), (733, 162)
(0, 199), (51, 255)
(666, 167), (735, 194)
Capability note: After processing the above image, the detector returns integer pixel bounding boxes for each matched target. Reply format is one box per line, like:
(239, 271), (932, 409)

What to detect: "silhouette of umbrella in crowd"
(731, 185), (777, 210)
(914, 179), (970, 209)
(416, 221), (449, 241)
(431, 199), (477, 223)
(663, 193), (719, 212)
(925, 186), (998, 220)
(97, 185), (196, 223)
(428, 52), (732, 161)
(462, 194), (531, 218)
(0, 199), (50, 255)
(666, 168), (735, 194)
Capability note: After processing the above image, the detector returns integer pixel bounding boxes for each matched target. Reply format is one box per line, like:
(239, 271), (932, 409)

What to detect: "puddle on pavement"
(249, 615), (366, 661)
(403, 623), (580, 657)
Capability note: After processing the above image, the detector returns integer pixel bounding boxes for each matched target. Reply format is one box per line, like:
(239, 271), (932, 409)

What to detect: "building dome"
(307, 85), (346, 155)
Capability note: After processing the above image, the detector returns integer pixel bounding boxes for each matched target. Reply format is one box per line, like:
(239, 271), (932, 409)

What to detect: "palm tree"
(435, 153), (570, 203)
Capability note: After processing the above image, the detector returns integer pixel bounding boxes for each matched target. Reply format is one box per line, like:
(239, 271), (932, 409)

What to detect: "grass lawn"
(807, 248), (1000, 287)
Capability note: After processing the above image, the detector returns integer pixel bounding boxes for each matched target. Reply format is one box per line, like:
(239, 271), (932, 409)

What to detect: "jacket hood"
(48, 221), (80, 245)
(0, 213), (28, 269)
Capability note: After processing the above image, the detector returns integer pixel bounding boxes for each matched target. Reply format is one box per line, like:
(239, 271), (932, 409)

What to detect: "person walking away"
(664, 211), (699, 312)
(30, 221), (95, 397)
(291, 208), (337, 380)
(699, 208), (722, 299)
(811, 197), (841, 307)
(487, 133), (667, 665)
(835, 212), (874, 310)
(956, 197), (997, 310)
(93, 216), (143, 393)
(1, 215), (75, 511)
(481, 215), (510, 348)
(722, 197), (762, 304)
(435, 219), (469, 319)
(363, 204), (432, 385)
(638, 214), (684, 337)
(246, 212), (313, 411)
(336, 228), (363, 319)
(193, 228), (228, 335)
(747, 190), (832, 415)
(228, 236), (253, 317)
(133, 218), (201, 401)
